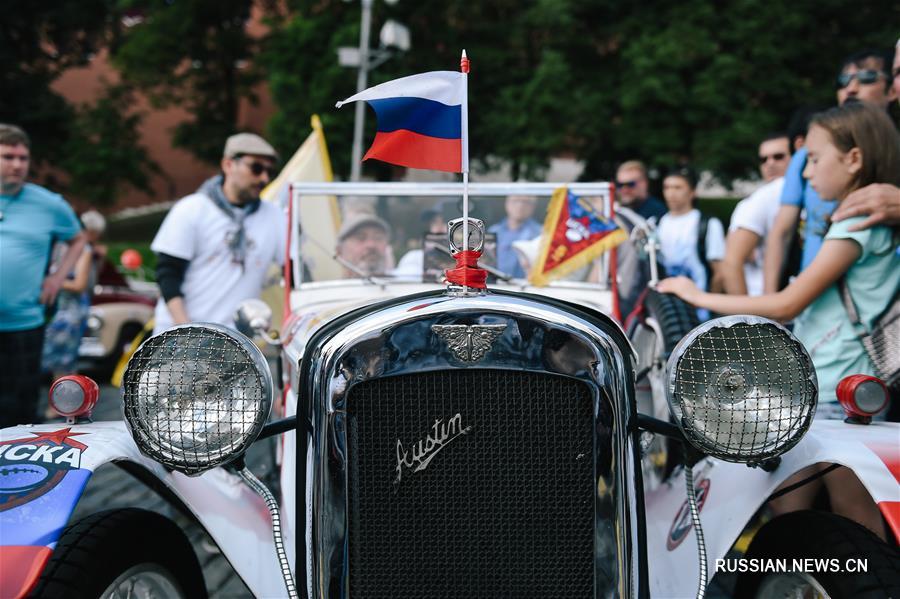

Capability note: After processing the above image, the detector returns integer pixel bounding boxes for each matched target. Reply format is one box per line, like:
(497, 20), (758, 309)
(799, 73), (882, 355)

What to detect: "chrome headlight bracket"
(123, 323), (273, 475)
(666, 316), (817, 463)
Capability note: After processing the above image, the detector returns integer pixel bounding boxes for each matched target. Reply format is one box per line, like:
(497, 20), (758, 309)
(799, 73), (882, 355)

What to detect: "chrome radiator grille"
(346, 369), (594, 598)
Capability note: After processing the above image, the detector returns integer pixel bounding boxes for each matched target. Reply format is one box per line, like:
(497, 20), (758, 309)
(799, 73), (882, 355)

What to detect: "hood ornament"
(432, 323), (506, 362)
(444, 217), (488, 293)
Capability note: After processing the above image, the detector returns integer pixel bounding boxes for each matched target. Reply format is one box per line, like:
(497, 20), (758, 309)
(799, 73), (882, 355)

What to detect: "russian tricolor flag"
(336, 71), (467, 173)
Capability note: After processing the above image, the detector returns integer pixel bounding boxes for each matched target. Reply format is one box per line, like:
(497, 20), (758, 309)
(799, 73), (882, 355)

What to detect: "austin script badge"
(432, 323), (506, 362)
(395, 413), (473, 485)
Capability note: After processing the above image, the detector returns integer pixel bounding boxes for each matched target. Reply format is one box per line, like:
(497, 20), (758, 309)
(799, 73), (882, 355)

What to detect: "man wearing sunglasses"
(832, 38), (900, 233)
(151, 132), (285, 334)
(721, 133), (792, 295)
(614, 160), (667, 221)
(764, 47), (896, 293)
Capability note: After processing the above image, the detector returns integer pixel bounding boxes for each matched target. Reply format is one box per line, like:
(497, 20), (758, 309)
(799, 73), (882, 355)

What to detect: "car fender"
(0, 422), (286, 599)
(643, 419), (899, 598)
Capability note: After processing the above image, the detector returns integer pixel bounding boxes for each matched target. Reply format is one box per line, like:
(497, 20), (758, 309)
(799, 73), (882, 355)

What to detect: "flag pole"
(460, 49), (470, 291)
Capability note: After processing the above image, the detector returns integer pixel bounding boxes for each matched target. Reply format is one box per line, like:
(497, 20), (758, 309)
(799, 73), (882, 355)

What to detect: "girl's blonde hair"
(809, 102), (900, 191)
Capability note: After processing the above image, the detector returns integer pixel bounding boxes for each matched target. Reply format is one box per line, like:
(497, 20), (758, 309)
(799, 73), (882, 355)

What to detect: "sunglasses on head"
(616, 180), (639, 189)
(759, 152), (787, 164)
(836, 69), (885, 89)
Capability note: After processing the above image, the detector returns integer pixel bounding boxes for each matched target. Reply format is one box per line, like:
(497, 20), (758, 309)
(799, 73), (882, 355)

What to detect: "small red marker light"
(836, 374), (888, 424)
(48, 375), (99, 419)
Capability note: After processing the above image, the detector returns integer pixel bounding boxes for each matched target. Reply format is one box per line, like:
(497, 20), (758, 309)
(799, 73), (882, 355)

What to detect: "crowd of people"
(658, 47), (900, 420)
(1, 45), (898, 436)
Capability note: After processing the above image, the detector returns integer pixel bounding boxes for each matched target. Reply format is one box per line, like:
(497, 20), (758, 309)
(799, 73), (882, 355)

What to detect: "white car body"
(1, 182), (896, 598)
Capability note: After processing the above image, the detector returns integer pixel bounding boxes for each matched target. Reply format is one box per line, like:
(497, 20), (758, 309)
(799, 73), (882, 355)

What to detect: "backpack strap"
(837, 276), (864, 329)
(696, 212), (711, 285)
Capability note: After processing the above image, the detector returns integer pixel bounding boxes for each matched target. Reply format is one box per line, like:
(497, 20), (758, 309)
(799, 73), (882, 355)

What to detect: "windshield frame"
(288, 181), (616, 289)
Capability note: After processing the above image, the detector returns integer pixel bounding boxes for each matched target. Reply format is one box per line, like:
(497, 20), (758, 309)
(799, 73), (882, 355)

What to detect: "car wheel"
(735, 510), (900, 599)
(31, 508), (207, 599)
(629, 290), (699, 486)
(642, 289), (700, 355)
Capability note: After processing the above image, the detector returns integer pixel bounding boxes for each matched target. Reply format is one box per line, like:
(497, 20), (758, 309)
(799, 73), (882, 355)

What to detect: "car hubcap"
(100, 563), (185, 599)
(756, 572), (832, 599)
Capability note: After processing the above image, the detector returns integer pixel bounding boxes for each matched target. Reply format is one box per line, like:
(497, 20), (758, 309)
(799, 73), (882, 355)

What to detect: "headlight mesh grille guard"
(123, 324), (272, 475)
(668, 318), (816, 462)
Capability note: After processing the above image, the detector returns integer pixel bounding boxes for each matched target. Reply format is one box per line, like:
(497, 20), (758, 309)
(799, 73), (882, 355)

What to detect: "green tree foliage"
(0, 1), (158, 205)
(261, 2), (359, 174)
(0, 1), (112, 164)
(263, 0), (898, 184)
(7, 0), (899, 194)
(61, 85), (160, 205)
(111, 0), (264, 164)
(593, 0), (898, 183)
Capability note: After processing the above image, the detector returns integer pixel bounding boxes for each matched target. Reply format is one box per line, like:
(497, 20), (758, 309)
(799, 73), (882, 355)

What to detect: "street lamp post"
(340, 0), (409, 181)
(349, 0), (373, 182)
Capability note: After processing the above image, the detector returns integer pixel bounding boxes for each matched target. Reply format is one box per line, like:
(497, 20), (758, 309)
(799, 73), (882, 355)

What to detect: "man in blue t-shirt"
(488, 195), (543, 278)
(764, 48), (897, 293)
(0, 124), (85, 427)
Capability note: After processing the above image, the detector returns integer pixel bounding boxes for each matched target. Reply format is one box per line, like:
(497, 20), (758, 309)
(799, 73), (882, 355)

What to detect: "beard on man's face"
(358, 249), (386, 275)
(236, 182), (265, 205)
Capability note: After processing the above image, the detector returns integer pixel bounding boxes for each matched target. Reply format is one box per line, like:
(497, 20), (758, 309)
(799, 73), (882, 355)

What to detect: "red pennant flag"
(530, 187), (626, 286)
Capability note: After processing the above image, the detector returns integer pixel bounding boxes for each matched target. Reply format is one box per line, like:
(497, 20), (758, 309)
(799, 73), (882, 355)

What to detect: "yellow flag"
(261, 115), (342, 282)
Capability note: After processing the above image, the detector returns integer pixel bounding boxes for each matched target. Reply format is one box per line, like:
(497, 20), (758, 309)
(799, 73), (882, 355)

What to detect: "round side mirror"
(234, 299), (274, 341)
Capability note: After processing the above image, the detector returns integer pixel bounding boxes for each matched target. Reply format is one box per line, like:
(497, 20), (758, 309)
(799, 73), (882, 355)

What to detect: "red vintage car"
(77, 256), (157, 379)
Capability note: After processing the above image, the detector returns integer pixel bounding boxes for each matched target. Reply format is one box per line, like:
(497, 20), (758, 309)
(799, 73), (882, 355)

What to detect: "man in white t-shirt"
(721, 133), (791, 295)
(151, 133), (286, 334)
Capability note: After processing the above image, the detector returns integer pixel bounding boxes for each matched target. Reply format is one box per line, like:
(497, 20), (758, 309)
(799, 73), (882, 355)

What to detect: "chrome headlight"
(123, 324), (272, 475)
(666, 316), (816, 463)
(85, 312), (104, 335)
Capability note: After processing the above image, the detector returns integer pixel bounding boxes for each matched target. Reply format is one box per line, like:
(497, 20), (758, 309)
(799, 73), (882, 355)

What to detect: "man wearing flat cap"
(335, 213), (391, 278)
(151, 133), (286, 334)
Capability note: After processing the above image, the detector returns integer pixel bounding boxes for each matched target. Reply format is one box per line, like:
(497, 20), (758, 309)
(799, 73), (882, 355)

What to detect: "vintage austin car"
(1, 182), (897, 599)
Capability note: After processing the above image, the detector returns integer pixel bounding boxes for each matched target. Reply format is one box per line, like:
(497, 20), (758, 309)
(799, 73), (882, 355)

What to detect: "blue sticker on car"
(0, 428), (89, 513)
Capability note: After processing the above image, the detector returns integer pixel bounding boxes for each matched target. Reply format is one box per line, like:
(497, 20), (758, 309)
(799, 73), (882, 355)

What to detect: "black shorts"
(0, 326), (46, 428)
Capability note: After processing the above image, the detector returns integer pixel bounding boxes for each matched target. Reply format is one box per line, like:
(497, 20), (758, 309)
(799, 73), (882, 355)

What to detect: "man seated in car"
(488, 195), (542, 279)
(335, 213), (392, 278)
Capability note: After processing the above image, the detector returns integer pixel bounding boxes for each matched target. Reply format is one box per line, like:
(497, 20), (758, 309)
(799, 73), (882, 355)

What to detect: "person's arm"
(762, 205), (800, 294)
(721, 228), (760, 295)
(41, 232), (87, 305)
(657, 237), (860, 322)
(705, 217), (726, 293)
(164, 297), (190, 326)
(61, 249), (93, 293)
(831, 183), (900, 231)
(707, 260), (725, 293)
(155, 252), (191, 325)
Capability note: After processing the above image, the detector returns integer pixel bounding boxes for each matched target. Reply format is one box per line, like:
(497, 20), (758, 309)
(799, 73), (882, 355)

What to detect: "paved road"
(42, 382), (279, 598)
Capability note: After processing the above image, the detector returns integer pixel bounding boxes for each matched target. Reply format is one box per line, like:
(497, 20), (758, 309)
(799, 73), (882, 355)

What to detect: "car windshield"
(289, 183), (617, 287)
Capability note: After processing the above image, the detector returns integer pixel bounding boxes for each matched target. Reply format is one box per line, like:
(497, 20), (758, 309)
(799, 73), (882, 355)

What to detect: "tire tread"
(736, 510), (900, 599)
(30, 508), (206, 599)
(644, 289), (700, 355)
